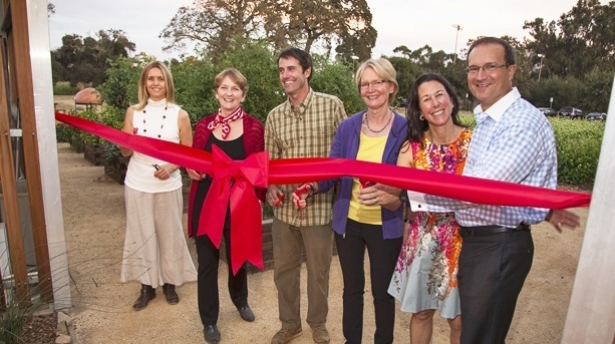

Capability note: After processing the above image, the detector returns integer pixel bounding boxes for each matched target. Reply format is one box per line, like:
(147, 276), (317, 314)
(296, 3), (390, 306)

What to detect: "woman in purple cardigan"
(295, 58), (407, 344)
(186, 68), (265, 344)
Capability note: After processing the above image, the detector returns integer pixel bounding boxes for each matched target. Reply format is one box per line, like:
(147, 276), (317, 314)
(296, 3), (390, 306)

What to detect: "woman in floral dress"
(388, 73), (471, 344)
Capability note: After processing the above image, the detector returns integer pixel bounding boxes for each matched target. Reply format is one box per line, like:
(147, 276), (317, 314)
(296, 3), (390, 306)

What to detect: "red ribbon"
(199, 145), (268, 274)
(55, 113), (593, 271)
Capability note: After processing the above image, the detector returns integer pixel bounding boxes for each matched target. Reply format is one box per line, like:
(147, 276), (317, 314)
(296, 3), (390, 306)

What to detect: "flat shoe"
(204, 325), (221, 343)
(237, 306), (255, 322)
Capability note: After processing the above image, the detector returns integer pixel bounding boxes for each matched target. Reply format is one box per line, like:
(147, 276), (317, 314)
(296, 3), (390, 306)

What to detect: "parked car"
(586, 112), (607, 122)
(538, 107), (557, 117)
(558, 107), (584, 119)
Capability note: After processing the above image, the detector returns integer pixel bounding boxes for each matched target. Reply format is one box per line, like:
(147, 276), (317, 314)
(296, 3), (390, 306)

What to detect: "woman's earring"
(419, 114), (425, 121)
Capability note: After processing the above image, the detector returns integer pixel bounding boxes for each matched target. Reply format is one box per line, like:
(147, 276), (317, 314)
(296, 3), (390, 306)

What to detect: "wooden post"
(10, 0), (53, 303)
(0, 26), (29, 305)
(561, 74), (615, 342)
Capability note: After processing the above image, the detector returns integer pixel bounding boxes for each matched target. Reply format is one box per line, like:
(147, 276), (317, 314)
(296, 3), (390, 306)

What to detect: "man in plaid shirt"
(265, 48), (347, 344)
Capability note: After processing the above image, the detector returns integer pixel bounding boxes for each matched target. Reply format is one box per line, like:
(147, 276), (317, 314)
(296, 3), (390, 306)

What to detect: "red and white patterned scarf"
(206, 107), (245, 139)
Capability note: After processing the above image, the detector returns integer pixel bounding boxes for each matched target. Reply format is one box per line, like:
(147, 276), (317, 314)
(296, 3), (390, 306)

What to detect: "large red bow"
(198, 145), (268, 274)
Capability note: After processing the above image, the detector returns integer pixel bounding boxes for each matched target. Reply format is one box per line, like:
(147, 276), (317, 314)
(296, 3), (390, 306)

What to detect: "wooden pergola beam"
(9, 0), (53, 303)
(0, 28), (29, 305)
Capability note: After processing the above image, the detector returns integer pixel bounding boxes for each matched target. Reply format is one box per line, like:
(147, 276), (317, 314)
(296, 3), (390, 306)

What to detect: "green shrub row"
(460, 114), (604, 186)
(550, 118), (604, 186)
(53, 81), (81, 95)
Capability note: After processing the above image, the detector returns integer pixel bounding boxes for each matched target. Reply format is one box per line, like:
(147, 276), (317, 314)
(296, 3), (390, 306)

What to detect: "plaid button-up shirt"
(265, 88), (347, 226)
(414, 88), (557, 227)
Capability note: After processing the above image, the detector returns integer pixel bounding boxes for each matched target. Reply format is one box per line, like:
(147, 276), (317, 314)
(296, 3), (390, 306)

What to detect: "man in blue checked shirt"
(407, 37), (580, 344)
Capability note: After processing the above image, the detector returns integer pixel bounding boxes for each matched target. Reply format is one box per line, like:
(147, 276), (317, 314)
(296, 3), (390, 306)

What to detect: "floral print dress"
(387, 128), (471, 319)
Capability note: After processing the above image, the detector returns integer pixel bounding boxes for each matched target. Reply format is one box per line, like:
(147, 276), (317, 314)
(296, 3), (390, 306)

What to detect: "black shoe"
(133, 284), (155, 310)
(162, 283), (179, 305)
(237, 306), (255, 322)
(204, 325), (221, 343)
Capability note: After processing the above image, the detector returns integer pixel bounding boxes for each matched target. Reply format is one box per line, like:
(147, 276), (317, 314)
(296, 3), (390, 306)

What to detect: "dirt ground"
(55, 140), (590, 344)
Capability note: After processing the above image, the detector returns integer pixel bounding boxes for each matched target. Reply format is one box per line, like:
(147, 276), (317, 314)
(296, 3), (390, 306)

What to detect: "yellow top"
(348, 132), (387, 225)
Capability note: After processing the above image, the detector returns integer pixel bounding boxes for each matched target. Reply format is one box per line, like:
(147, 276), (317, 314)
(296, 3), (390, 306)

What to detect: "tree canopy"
(159, 0), (376, 62)
(385, 0), (614, 112)
(51, 29), (136, 87)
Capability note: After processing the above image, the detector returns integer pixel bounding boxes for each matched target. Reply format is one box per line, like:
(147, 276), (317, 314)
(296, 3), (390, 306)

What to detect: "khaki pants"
(272, 217), (334, 328)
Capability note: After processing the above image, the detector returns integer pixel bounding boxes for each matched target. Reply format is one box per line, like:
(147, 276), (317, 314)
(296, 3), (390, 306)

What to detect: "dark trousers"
(335, 219), (403, 344)
(195, 227), (248, 327)
(458, 230), (534, 344)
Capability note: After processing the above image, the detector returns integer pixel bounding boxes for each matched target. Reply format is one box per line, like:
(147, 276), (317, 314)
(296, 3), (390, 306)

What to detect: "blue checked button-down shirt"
(419, 87), (557, 227)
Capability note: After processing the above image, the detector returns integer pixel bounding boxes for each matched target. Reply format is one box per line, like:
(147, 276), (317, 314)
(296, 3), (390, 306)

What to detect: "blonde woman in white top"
(119, 61), (197, 310)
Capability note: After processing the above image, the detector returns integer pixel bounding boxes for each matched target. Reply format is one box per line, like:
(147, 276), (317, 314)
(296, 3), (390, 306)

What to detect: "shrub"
(53, 81), (79, 95)
(550, 118), (604, 185)
(98, 56), (143, 110)
(311, 55), (363, 115)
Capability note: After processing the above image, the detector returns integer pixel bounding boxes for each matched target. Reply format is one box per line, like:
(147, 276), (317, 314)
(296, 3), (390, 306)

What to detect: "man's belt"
(459, 224), (531, 238)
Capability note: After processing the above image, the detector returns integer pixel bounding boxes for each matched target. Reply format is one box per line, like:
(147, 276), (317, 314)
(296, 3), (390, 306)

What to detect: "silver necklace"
(364, 111), (393, 133)
(142, 104), (168, 138)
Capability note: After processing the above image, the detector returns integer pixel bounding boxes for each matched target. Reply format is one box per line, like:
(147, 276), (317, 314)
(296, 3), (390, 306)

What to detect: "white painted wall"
(26, 0), (70, 309)
(562, 75), (615, 343)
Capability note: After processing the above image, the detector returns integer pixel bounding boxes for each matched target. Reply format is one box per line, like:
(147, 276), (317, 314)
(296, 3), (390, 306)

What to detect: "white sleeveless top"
(124, 98), (182, 193)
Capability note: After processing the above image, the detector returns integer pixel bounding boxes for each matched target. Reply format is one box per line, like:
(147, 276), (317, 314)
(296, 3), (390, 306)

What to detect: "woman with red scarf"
(186, 68), (265, 344)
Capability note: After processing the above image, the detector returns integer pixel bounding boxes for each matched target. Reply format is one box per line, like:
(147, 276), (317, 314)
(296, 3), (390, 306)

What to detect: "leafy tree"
(523, 0), (615, 79)
(160, 0), (377, 63)
(51, 30), (136, 88)
(99, 39), (363, 127)
(171, 56), (218, 124)
(159, 0), (269, 61)
(98, 56), (143, 110)
(387, 56), (420, 105)
(310, 55), (364, 115)
(388, 44), (469, 107)
(577, 67), (614, 112)
(522, 75), (582, 110)
(212, 38), (284, 122)
(266, 0), (376, 60)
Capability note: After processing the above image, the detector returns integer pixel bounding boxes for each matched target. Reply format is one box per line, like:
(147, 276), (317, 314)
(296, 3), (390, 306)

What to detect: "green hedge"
(53, 81), (80, 95)
(550, 118), (604, 186)
(459, 114), (603, 186)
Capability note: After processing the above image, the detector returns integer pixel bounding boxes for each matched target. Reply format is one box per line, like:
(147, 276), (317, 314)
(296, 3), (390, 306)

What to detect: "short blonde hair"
(214, 68), (249, 96)
(355, 58), (399, 104)
(135, 61), (175, 110)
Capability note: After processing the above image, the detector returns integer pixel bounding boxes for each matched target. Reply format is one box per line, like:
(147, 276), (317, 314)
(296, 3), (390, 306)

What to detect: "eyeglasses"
(465, 63), (509, 75)
(359, 80), (388, 90)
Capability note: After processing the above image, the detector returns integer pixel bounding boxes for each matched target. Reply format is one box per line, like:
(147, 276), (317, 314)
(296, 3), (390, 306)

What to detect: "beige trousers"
(120, 186), (197, 288)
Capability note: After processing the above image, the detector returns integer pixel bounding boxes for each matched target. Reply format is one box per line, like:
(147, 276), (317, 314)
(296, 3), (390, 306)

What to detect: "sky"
(47, 0), (602, 61)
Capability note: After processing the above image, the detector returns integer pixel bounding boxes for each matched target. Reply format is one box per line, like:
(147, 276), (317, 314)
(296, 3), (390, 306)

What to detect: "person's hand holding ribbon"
(186, 168), (206, 181)
(292, 183), (313, 209)
(267, 186), (285, 207)
(358, 179), (402, 211)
